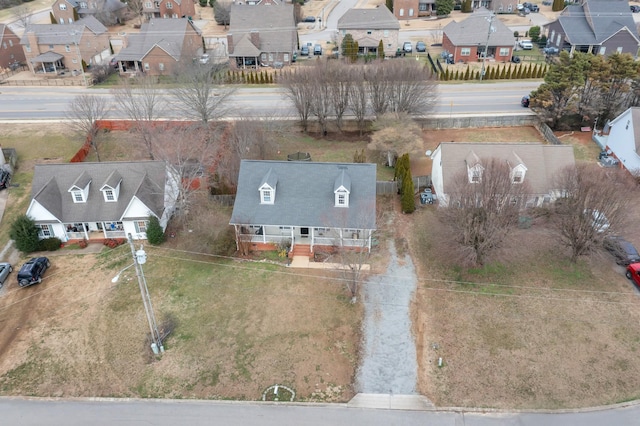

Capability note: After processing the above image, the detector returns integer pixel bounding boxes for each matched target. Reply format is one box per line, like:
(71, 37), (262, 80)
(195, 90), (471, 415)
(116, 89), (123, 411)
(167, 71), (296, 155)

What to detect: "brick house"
(0, 24), (26, 70)
(115, 18), (203, 76)
(142, 0), (196, 20)
(51, 0), (127, 25)
(543, 0), (640, 57)
(442, 10), (515, 63)
(336, 6), (400, 57)
(20, 16), (110, 75)
(227, 3), (297, 69)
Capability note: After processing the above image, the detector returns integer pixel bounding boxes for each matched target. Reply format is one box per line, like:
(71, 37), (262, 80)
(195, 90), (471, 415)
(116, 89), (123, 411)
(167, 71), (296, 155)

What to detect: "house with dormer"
(26, 161), (179, 243)
(593, 107), (640, 173)
(51, 0), (127, 26)
(229, 160), (377, 254)
(543, 0), (640, 57)
(430, 142), (576, 207)
(227, 3), (297, 69)
(337, 7), (400, 57)
(20, 16), (110, 75)
(142, 0), (195, 20)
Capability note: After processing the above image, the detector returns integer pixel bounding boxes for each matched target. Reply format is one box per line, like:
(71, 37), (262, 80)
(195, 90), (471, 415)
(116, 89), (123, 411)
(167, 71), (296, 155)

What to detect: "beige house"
(337, 6), (400, 57)
(51, 0), (127, 26)
(430, 142), (576, 207)
(20, 16), (110, 76)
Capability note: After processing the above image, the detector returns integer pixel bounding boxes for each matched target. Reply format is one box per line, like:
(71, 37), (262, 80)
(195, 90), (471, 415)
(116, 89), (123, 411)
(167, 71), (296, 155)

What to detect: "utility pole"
(479, 13), (495, 82)
(127, 233), (164, 355)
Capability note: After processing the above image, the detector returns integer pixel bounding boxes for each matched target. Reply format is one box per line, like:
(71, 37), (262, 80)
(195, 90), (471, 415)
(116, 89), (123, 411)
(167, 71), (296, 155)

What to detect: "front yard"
(0, 122), (639, 409)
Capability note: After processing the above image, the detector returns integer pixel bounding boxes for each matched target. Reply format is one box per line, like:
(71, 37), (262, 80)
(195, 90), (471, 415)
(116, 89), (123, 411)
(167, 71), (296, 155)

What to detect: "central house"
(230, 160), (377, 254)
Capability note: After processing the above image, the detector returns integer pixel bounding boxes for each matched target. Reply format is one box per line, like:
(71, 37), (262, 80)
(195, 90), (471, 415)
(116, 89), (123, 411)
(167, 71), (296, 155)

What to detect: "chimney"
(250, 30), (260, 47)
(227, 34), (234, 54)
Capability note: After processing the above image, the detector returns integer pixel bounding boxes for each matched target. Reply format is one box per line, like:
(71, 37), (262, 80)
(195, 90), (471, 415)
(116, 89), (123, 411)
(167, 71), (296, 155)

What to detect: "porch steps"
(291, 244), (312, 258)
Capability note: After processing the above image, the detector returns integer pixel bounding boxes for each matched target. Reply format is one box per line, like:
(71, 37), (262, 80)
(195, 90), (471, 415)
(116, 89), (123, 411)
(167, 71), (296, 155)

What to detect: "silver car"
(0, 262), (13, 287)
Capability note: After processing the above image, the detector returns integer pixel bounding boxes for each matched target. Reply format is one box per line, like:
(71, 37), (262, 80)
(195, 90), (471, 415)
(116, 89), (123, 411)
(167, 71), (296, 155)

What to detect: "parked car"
(313, 44), (322, 55)
(511, 55), (522, 63)
(631, 5), (640, 12)
(17, 257), (50, 288)
(585, 209), (610, 233)
(521, 95), (530, 107)
(519, 40), (533, 50)
(604, 237), (640, 266)
(529, 4), (539, 11)
(300, 45), (309, 56)
(626, 263), (640, 289)
(543, 46), (559, 55)
(0, 262), (12, 287)
(303, 16), (316, 22)
(542, 0), (551, 4)
(403, 41), (412, 53)
(415, 41), (427, 52)
(0, 169), (11, 190)
(199, 54), (210, 64)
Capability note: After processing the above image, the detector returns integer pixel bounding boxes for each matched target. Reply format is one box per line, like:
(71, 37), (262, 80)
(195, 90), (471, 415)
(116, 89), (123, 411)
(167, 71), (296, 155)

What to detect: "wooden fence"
(377, 175), (430, 195)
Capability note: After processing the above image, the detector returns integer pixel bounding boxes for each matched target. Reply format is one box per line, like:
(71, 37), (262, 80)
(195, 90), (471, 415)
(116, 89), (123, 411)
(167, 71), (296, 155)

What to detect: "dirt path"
(356, 231), (419, 394)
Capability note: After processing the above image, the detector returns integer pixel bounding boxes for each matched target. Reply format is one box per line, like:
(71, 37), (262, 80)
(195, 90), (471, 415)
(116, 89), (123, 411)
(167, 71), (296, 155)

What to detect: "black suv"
(17, 257), (50, 288)
(604, 237), (640, 266)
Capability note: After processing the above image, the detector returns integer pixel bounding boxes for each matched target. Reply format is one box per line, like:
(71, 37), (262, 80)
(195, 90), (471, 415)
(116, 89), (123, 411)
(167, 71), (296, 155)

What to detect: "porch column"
(310, 228), (314, 253)
(101, 222), (108, 238)
(262, 227), (266, 244)
(82, 223), (89, 240)
(339, 229), (344, 247)
(367, 230), (372, 251)
(290, 228), (295, 251)
(234, 225), (240, 250)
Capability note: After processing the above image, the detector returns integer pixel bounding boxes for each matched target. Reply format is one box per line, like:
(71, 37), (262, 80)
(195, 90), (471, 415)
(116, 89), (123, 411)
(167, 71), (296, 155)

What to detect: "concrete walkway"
(289, 255), (370, 270)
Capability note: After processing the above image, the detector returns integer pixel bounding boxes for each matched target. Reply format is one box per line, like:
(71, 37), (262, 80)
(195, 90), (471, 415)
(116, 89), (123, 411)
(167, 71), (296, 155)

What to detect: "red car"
(626, 263), (640, 289)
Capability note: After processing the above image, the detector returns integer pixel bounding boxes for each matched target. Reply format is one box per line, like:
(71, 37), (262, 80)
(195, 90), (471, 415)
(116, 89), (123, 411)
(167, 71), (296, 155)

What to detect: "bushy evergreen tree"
(146, 215), (165, 245)
(10, 215), (40, 254)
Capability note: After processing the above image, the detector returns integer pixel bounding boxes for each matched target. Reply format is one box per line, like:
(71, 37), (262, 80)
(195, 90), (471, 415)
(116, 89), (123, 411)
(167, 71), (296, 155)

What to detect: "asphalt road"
(1, 397), (640, 425)
(0, 82), (540, 121)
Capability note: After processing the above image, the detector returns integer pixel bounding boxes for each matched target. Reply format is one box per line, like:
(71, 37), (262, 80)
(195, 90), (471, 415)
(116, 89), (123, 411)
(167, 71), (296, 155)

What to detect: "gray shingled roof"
(554, 0), (639, 45)
(337, 7), (400, 30)
(228, 4), (296, 57)
(30, 161), (168, 223)
(116, 18), (201, 61)
(439, 143), (576, 195)
(230, 160), (377, 229)
(30, 51), (64, 63)
(443, 9), (515, 47)
(77, 0), (127, 15)
(20, 16), (107, 45)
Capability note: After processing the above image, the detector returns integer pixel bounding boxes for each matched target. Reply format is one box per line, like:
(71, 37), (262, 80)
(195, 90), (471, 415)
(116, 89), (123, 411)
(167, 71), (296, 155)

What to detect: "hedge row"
(440, 63), (548, 81)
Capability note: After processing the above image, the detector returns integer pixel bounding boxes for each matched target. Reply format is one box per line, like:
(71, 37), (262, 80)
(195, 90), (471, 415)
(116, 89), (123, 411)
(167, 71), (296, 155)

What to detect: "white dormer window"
(469, 167), (482, 183)
(512, 170), (524, 183)
(72, 190), (85, 202)
(259, 184), (275, 204)
(335, 189), (349, 207)
(104, 189), (115, 201)
(263, 189), (271, 203)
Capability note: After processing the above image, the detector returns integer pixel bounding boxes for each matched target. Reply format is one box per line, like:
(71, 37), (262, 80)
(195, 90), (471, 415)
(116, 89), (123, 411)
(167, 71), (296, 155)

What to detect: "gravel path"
(355, 240), (418, 394)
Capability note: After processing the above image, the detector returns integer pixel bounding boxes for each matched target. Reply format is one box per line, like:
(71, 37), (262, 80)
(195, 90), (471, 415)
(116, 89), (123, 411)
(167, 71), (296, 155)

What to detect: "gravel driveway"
(355, 240), (418, 394)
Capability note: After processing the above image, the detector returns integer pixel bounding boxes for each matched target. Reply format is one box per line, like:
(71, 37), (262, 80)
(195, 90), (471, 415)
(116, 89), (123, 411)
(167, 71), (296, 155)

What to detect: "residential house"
(115, 18), (203, 76)
(593, 107), (640, 173)
(142, 0), (195, 20)
(442, 9), (515, 63)
(227, 3), (297, 69)
(26, 161), (179, 243)
(393, 0), (434, 19)
(337, 6), (400, 57)
(51, 0), (127, 25)
(430, 142), (576, 207)
(0, 24), (26, 70)
(544, 0), (640, 57)
(20, 16), (110, 75)
(230, 160), (377, 254)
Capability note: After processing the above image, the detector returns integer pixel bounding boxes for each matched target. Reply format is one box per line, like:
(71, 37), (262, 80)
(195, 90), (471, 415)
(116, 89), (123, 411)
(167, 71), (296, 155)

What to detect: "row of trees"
(531, 52), (640, 129)
(440, 63), (547, 81)
(281, 60), (438, 135)
(437, 161), (634, 266)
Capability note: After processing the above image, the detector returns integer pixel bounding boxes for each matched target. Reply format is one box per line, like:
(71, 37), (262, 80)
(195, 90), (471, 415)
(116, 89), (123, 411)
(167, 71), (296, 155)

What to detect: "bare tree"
(308, 61), (333, 135)
(552, 164), (634, 263)
(348, 70), (369, 135)
(127, 0), (145, 26)
(111, 75), (166, 159)
(66, 94), (110, 162)
(329, 62), (352, 131)
(171, 63), (235, 123)
(367, 113), (424, 167)
(436, 157), (531, 266)
(153, 124), (226, 222)
(214, 0), (232, 29)
(281, 68), (314, 132)
(11, 4), (31, 28)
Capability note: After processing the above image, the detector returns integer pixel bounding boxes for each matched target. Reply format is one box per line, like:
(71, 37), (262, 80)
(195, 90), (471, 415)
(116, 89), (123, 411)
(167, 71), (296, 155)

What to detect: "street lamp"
(113, 234), (164, 355)
(479, 13), (495, 82)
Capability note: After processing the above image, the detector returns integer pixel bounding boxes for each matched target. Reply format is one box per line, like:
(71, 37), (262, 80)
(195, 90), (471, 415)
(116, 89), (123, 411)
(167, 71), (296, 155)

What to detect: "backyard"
(0, 122), (638, 409)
